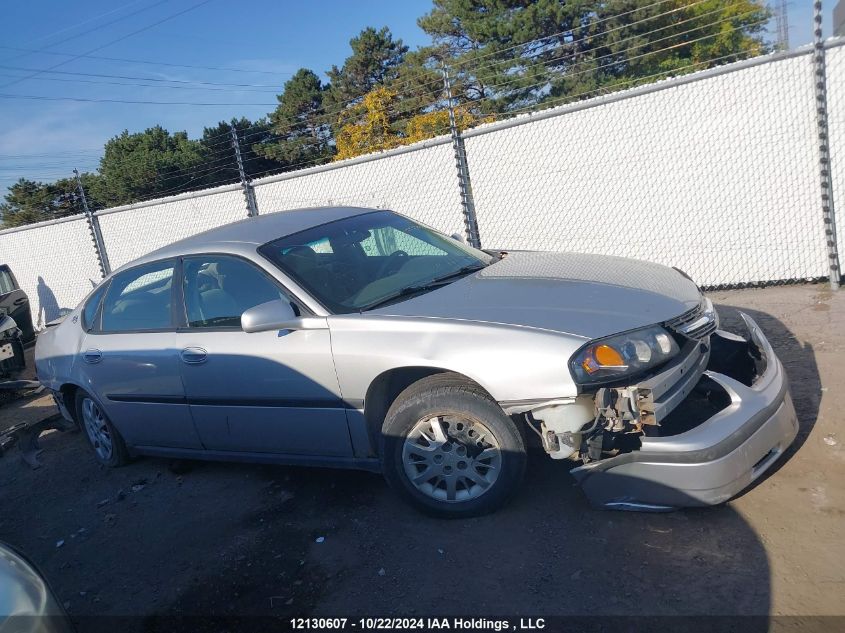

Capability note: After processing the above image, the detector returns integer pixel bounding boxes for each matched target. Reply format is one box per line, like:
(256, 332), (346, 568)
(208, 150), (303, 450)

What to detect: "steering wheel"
(378, 250), (409, 277)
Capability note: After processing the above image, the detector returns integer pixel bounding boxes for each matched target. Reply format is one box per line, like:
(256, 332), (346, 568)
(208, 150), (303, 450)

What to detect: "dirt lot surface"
(0, 284), (843, 628)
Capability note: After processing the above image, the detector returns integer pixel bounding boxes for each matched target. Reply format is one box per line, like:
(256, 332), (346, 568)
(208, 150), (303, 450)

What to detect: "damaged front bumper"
(571, 313), (799, 510)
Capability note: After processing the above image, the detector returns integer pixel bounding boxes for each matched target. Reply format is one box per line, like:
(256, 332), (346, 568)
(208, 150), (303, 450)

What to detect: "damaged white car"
(35, 207), (798, 516)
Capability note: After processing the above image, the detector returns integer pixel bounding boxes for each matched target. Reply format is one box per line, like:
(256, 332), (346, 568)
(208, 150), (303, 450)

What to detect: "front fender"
(328, 314), (586, 405)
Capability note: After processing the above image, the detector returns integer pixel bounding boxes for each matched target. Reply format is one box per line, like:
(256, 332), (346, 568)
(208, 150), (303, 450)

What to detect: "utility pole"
(74, 168), (111, 278)
(813, 0), (840, 290)
(231, 126), (259, 217)
(442, 64), (481, 248)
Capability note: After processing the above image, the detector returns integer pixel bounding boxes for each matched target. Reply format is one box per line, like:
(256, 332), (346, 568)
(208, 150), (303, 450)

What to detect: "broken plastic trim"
(570, 312), (795, 510)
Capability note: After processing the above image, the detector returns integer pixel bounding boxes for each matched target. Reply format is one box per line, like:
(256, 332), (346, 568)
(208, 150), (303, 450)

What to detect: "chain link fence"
(0, 216), (104, 326)
(825, 42), (845, 266)
(1, 39), (843, 323)
(463, 49), (827, 288)
(252, 140), (465, 238)
(95, 184), (249, 270)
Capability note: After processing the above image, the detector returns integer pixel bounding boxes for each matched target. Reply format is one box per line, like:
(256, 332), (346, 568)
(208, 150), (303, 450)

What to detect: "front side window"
(101, 261), (175, 332)
(182, 256), (289, 328)
(259, 210), (492, 314)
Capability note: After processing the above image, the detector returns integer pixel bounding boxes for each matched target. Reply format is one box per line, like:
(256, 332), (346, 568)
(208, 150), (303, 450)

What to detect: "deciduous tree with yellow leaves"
(335, 86), (483, 161)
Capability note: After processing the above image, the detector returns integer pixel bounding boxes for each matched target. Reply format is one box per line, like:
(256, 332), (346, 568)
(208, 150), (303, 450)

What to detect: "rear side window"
(100, 261), (175, 332)
(0, 268), (15, 295)
(82, 284), (108, 330)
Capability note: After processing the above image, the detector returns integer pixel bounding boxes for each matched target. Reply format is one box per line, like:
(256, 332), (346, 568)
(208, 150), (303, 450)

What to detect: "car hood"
(371, 251), (702, 340)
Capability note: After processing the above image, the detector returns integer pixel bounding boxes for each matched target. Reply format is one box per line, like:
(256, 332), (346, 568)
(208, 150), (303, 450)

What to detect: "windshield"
(259, 210), (493, 314)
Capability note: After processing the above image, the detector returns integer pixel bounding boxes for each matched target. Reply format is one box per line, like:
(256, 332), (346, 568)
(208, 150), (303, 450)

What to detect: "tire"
(381, 373), (526, 518)
(75, 390), (130, 467)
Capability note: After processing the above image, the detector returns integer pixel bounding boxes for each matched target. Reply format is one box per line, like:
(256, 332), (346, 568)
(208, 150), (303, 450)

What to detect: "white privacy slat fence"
(1, 41), (843, 325)
(461, 50), (826, 288)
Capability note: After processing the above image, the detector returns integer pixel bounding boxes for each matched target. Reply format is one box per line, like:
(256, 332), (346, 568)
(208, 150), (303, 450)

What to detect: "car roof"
(121, 206), (378, 271)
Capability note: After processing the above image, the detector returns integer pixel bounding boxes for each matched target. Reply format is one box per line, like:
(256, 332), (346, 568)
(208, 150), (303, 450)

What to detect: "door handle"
(180, 347), (208, 364)
(82, 349), (102, 364)
(12, 297), (26, 306)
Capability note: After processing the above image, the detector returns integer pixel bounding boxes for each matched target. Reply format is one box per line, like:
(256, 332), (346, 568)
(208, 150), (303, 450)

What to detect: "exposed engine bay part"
(577, 323), (766, 466)
(593, 340), (710, 436)
(571, 313), (797, 511)
(528, 397), (595, 460)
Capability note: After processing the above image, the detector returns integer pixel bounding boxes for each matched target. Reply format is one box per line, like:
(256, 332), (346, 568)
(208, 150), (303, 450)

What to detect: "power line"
(177, 4), (759, 147)
(226, 11), (764, 152)
(393, 0), (749, 100)
(0, 45), (297, 77)
(0, 93), (277, 106)
(460, 8), (767, 101)
(0, 0), (216, 90)
(2, 5), (771, 194)
(19, 0), (150, 46)
(126, 167), (238, 202)
(0, 72), (281, 94)
(452, 0), (696, 68)
(0, 151), (102, 159)
(2, 0), (169, 65)
(0, 64), (283, 89)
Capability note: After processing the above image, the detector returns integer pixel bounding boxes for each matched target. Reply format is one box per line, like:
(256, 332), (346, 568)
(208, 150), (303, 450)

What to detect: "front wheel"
(75, 390), (130, 467)
(381, 374), (526, 518)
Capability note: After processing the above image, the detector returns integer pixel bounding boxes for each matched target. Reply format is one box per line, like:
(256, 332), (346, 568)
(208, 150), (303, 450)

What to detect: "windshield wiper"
(427, 263), (486, 285)
(362, 263), (486, 312)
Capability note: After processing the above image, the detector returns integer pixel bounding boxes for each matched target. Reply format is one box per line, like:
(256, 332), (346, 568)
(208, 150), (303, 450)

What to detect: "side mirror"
(241, 300), (298, 333)
(241, 300), (329, 333)
(450, 232), (466, 244)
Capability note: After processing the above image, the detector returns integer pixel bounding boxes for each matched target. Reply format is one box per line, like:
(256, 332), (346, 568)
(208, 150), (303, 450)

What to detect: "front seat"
(283, 245), (335, 297)
(188, 265), (239, 325)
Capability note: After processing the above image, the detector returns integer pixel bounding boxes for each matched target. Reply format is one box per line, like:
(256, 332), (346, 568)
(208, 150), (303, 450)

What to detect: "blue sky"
(0, 0), (830, 193)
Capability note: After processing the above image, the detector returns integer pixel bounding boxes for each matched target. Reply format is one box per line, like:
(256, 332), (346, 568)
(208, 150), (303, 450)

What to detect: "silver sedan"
(35, 207), (798, 516)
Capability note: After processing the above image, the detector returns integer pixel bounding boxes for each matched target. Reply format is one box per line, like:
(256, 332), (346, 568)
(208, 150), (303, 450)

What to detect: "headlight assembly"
(569, 325), (680, 386)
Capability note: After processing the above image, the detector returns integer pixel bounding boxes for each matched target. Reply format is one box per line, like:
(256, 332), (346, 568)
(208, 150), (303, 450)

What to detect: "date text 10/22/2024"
(289, 618), (547, 630)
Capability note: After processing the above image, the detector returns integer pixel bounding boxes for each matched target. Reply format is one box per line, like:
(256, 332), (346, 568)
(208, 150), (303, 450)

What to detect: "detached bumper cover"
(571, 313), (799, 510)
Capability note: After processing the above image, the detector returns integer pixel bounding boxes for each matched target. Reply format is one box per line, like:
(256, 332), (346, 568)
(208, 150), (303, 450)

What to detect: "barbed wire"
(451, 0), (699, 68)
(203, 9), (764, 150)
(389, 0), (762, 100)
(2, 3), (774, 203)
(460, 12), (769, 108)
(192, 3), (747, 147)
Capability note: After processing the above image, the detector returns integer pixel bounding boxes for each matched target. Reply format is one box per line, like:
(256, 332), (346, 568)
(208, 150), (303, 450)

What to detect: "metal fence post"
(231, 126), (259, 217)
(442, 65), (482, 248)
(74, 168), (111, 278)
(814, 1), (841, 290)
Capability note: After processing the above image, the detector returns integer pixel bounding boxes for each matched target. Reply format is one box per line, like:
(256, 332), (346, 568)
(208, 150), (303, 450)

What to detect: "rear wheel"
(75, 390), (129, 467)
(381, 374), (526, 518)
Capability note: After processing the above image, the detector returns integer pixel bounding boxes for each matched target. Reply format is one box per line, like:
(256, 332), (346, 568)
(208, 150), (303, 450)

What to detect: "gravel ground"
(0, 284), (842, 629)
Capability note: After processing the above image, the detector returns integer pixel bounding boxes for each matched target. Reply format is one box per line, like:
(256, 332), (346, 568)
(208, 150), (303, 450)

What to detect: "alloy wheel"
(402, 415), (502, 503)
(81, 397), (113, 461)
